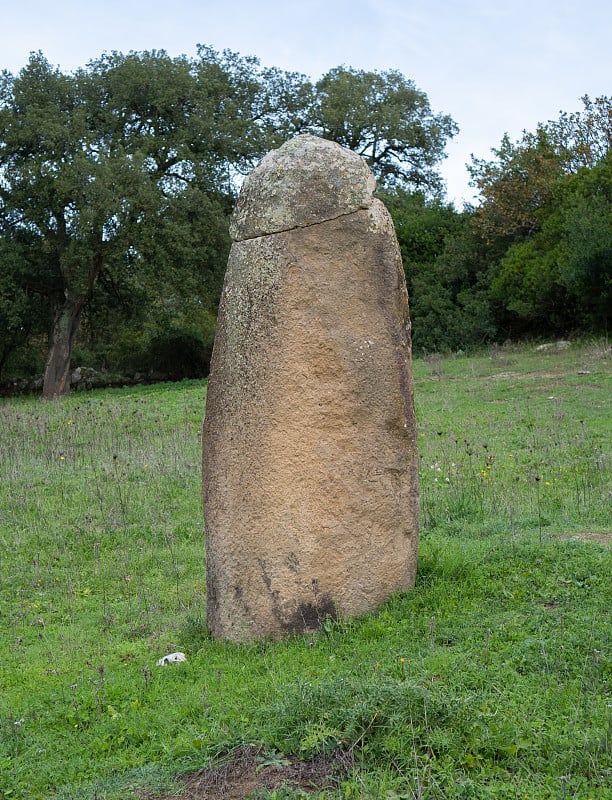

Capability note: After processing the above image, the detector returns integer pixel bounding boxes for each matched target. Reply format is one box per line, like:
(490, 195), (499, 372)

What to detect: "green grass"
(0, 340), (610, 799)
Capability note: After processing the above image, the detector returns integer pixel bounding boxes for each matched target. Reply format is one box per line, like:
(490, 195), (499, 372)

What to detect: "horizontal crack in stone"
(232, 206), (370, 243)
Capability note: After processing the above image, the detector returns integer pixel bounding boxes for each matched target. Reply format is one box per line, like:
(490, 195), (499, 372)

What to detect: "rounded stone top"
(230, 134), (376, 241)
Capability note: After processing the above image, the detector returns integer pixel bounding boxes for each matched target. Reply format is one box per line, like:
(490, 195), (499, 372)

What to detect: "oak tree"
(311, 66), (458, 191)
(0, 48), (303, 396)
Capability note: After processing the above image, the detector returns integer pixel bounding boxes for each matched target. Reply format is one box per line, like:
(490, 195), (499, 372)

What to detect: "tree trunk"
(42, 295), (84, 399)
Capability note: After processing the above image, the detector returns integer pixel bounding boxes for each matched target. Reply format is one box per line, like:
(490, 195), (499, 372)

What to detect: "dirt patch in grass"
(490, 369), (569, 380)
(556, 531), (611, 546)
(141, 745), (352, 799)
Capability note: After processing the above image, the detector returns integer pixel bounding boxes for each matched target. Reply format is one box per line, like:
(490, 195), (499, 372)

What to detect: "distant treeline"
(0, 49), (609, 395)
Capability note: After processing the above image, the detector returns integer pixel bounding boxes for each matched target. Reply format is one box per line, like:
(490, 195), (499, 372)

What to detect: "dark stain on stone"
(287, 551), (300, 572)
(285, 595), (337, 634)
(257, 558), (285, 627)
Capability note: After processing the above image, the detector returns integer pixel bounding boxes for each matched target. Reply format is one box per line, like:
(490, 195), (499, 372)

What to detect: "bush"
(147, 329), (213, 379)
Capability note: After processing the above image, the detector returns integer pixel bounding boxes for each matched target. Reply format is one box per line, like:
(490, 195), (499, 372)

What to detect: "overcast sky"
(3, 0), (611, 205)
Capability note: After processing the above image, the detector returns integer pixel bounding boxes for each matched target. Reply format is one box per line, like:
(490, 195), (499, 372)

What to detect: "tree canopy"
(312, 67), (458, 191)
(0, 48), (307, 396)
(0, 46), (608, 391)
(467, 97), (611, 337)
(0, 51), (458, 394)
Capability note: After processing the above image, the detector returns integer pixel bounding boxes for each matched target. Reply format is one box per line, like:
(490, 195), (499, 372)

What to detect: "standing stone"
(202, 134), (418, 641)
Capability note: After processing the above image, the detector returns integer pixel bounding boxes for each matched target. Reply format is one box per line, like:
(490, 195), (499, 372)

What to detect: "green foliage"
(1, 50), (460, 390)
(385, 190), (496, 352)
(489, 151), (612, 334)
(0, 344), (610, 798)
(469, 129), (564, 243)
(490, 216), (570, 329)
(1, 58), (610, 384)
(468, 96), (611, 340)
(0, 48), (302, 394)
(540, 94), (612, 172)
(0, 162), (54, 379)
(558, 153), (612, 329)
(312, 67), (458, 191)
(384, 190), (462, 265)
(147, 329), (212, 380)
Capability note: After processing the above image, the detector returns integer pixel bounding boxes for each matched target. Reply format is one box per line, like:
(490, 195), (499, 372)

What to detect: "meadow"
(0, 341), (610, 799)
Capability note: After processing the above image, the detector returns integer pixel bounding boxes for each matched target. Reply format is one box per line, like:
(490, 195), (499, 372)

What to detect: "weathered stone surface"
(203, 135), (418, 641)
(230, 134), (376, 240)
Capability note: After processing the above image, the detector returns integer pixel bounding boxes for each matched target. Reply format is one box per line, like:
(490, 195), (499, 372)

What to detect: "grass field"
(0, 340), (610, 799)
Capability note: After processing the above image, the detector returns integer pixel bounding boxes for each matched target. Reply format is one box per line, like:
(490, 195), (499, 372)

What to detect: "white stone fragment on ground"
(156, 652), (187, 666)
(535, 341), (571, 351)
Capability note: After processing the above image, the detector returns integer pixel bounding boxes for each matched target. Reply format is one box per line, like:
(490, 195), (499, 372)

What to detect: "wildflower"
(399, 657), (405, 663)
(59, 455), (65, 461)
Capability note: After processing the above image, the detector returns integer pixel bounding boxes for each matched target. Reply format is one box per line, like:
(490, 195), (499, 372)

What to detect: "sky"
(3, 0), (611, 206)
